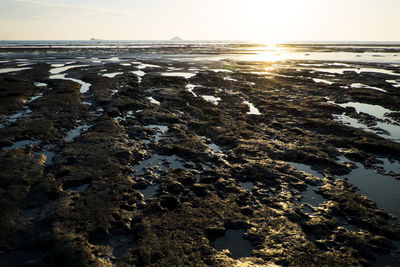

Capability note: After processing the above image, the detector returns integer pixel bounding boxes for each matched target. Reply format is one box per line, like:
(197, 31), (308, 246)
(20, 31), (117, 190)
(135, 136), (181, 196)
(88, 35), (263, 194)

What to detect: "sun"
(240, 0), (305, 43)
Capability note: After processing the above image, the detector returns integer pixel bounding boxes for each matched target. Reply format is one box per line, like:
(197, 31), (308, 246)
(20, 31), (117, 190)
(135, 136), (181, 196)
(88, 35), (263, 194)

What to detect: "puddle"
(167, 67), (184, 71)
(239, 182), (254, 191)
(208, 143), (222, 153)
(3, 140), (41, 151)
(111, 87), (120, 95)
(371, 241), (400, 267)
(34, 82), (47, 87)
(161, 72), (196, 79)
(50, 74), (91, 93)
(288, 162), (324, 178)
(131, 70), (146, 83)
(133, 154), (185, 175)
(224, 77), (238, 82)
(139, 184), (158, 199)
(144, 125), (169, 133)
(302, 205), (314, 214)
(213, 229), (253, 259)
(0, 67), (32, 74)
(337, 102), (394, 120)
(27, 92), (43, 103)
(313, 67), (400, 76)
(95, 107), (104, 117)
(135, 62), (161, 69)
(49, 64), (88, 75)
(336, 216), (360, 232)
(376, 158), (400, 174)
(386, 80), (400, 88)
(42, 150), (56, 165)
(108, 235), (136, 258)
(350, 83), (386, 93)
(212, 69), (233, 73)
(64, 125), (91, 141)
(50, 63), (65, 68)
(9, 112), (24, 123)
(334, 113), (378, 134)
(114, 111), (135, 122)
(337, 156), (400, 219)
(250, 71), (273, 76)
(66, 184), (90, 193)
(334, 113), (400, 142)
(243, 101), (261, 115)
(120, 63), (131, 66)
(147, 97), (160, 105)
(102, 72), (123, 78)
(107, 57), (120, 61)
(185, 84), (197, 96)
(299, 63), (326, 67)
(313, 78), (334, 85)
(7, 92), (41, 122)
(202, 95), (221, 105)
(296, 185), (325, 207)
(126, 111), (136, 118)
(144, 125), (169, 142)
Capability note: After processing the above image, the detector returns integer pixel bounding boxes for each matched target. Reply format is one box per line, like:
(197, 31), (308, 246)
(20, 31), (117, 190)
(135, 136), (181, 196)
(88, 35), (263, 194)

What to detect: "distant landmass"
(170, 36), (183, 41)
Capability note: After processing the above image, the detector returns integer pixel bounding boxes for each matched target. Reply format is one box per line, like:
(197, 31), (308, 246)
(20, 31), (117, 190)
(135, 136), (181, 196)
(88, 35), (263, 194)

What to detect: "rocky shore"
(1, 44), (400, 266)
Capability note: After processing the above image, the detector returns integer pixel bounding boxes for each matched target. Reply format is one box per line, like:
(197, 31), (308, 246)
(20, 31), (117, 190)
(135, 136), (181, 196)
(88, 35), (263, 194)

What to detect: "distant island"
(170, 36), (183, 41)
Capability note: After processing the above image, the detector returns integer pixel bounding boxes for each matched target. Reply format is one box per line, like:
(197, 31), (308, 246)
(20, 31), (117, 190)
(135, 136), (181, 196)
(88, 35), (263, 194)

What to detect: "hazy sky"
(0, 0), (399, 41)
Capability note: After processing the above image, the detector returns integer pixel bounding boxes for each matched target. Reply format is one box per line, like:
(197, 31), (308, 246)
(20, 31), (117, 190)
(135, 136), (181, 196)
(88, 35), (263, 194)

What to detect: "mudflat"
(1, 43), (400, 266)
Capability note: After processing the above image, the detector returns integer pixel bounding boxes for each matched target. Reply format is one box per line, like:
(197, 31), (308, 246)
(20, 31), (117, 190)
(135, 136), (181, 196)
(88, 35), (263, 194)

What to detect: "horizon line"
(1, 39), (400, 44)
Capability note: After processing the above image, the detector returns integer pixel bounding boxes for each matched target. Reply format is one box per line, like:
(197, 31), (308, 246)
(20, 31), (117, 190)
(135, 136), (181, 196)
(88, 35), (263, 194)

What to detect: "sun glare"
(242, 0), (305, 43)
(252, 46), (287, 62)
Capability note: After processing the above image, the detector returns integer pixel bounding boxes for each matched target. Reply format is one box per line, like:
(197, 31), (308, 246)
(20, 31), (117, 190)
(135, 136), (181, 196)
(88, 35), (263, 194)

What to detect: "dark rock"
(159, 195), (180, 210)
(192, 184), (211, 197)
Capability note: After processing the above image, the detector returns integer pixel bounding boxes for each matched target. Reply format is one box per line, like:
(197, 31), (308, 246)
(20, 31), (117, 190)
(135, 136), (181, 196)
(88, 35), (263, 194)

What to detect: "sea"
(1, 40), (400, 64)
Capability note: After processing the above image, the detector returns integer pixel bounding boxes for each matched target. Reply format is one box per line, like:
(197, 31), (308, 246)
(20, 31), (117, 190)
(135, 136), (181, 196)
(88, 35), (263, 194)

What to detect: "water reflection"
(337, 156), (400, 219)
(247, 46), (400, 64)
(213, 229), (253, 259)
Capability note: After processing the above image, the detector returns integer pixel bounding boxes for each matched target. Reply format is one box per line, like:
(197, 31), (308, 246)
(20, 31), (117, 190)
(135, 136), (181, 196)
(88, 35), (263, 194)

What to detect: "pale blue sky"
(0, 0), (399, 41)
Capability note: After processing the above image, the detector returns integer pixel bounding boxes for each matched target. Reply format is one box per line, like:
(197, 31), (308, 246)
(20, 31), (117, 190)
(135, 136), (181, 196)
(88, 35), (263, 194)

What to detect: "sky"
(0, 0), (399, 42)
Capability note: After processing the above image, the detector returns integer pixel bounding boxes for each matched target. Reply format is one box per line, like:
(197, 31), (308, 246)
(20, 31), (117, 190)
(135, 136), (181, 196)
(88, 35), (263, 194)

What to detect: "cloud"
(13, 0), (133, 17)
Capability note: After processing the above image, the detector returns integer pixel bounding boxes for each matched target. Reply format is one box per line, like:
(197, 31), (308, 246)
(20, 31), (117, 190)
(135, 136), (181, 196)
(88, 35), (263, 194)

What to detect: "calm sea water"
(1, 40), (400, 64)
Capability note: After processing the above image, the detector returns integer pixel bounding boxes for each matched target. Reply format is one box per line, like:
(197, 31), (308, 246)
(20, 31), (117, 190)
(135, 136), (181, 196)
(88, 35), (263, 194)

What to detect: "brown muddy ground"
(1, 45), (400, 266)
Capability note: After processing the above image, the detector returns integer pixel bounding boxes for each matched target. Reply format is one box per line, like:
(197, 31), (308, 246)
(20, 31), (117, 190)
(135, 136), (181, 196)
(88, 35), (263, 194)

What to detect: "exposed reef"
(1, 44), (400, 266)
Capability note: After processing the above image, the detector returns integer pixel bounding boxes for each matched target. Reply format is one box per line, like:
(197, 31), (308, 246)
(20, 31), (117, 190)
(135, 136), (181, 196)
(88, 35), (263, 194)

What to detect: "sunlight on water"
(246, 46), (400, 64)
(337, 102), (394, 119)
(249, 45), (287, 62)
(243, 101), (261, 115)
(0, 67), (32, 74)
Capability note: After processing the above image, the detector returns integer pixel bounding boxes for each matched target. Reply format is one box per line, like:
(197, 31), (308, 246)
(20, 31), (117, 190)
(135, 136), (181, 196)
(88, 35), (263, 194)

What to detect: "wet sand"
(1, 43), (400, 266)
